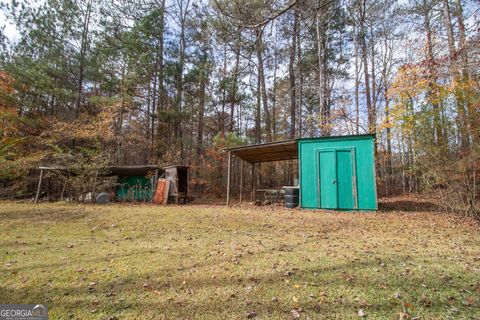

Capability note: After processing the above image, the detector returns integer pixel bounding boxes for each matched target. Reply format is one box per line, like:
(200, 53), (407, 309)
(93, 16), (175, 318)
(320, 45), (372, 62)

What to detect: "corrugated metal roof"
(38, 165), (162, 176)
(224, 139), (298, 163)
(224, 134), (375, 163)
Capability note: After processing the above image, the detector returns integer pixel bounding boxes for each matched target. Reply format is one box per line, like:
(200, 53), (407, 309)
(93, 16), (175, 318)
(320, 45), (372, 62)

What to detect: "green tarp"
(116, 176), (153, 202)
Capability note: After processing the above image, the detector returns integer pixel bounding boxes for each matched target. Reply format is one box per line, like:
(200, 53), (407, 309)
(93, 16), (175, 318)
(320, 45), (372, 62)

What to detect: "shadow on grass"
(0, 208), (87, 222)
(0, 254), (471, 319)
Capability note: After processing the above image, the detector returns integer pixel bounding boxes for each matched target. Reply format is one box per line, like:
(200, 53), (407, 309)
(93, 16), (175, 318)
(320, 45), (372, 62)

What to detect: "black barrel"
(284, 188), (299, 196)
(284, 187), (299, 208)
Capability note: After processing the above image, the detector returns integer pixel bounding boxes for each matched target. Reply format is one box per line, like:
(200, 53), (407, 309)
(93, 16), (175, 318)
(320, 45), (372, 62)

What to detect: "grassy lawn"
(1, 199), (479, 319)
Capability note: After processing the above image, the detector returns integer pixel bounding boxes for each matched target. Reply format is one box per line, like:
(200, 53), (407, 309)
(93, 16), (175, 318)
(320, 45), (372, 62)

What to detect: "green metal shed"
(298, 134), (377, 210)
(225, 134), (377, 210)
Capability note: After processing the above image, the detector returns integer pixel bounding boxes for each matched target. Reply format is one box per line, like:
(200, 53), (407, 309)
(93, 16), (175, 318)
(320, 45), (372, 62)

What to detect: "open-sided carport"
(225, 135), (377, 210)
(224, 139), (298, 206)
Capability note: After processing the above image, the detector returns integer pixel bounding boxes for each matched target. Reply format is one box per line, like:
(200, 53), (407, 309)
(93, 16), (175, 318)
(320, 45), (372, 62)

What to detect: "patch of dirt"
(378, 195), (442, 212)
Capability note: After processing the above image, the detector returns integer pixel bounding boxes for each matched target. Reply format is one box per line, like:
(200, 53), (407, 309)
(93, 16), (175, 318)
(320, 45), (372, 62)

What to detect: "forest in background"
(0, 0), (479, 217)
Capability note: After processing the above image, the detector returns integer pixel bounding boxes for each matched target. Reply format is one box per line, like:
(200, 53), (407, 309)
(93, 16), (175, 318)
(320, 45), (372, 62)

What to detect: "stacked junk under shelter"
(34, 165), (189, 205)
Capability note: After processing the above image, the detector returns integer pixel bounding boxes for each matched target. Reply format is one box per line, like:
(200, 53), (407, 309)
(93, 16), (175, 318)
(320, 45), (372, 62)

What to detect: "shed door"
(318, 151), (338, 209)
(336, 150), (355, 209)
(318, 149), (357, 209)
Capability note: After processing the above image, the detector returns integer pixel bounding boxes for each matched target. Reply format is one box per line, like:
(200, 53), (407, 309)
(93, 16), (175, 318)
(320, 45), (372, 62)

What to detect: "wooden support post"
(226, 151), (232, 206)
(175, 169), (179, 204)
(251, 162), (256, 202)
(34, 169), (44, 204)
(153, 169), (159, 203)
(60, 180), (67, 201)
(239, 160), (243, 204)
(185, 168), (188, 204)
(91, 172), (98, 204)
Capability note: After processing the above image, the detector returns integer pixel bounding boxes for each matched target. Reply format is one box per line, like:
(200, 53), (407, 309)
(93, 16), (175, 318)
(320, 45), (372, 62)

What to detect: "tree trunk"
(423, 0), (445, 149)
(229, 43), (241, 132)
(354, 22), (360, 135)
(221, 43), (227, 136)
(370, 27), (378, 123)
(174, 0), (190, 162)
(177, 11), (186, 147)
(442, 0), (469, 150)
(272, 27), (278, 139)
(382, 37), (393, 176)
(385, 92), (392, 172)
(255, 28), (271, 141)
(442, 0), (456, 64)
(296, 12), (303, 138)
(146, 80), (151, 160)
(316, 9), (328, 136)
(455, 0), (477, 144)
(156, 0), (166, 151)
(454, 0), (467, 76)
(288, 10), (298, 139)
(255, 74), (261, 143)
(359, 1), (373, 134)
(74, 0), (93, 116)
(196, 65), (207, 162)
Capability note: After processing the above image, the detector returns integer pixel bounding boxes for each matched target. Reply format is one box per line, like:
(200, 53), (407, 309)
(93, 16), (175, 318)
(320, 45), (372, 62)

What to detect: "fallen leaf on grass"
(88, 282), (97, 293)
(420, 295), (432, 307)
(462, 297), (475, 306)
(402, 302), (415, 311)
(448, 306), (459, 314)
(447, 296), (456, 304)
(290, 309), (301, 319)
(246, 311), (257, 318)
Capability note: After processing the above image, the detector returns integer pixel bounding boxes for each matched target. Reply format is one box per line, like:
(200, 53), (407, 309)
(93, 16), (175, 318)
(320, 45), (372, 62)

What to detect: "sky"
(0, 10), (18, 43)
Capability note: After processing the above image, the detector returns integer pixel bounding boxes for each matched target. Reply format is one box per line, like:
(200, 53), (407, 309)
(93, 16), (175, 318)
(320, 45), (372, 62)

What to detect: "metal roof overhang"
(104, 165), (162, 176)
(224, 139), (298, 163)
(38, 165), (162, 176)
